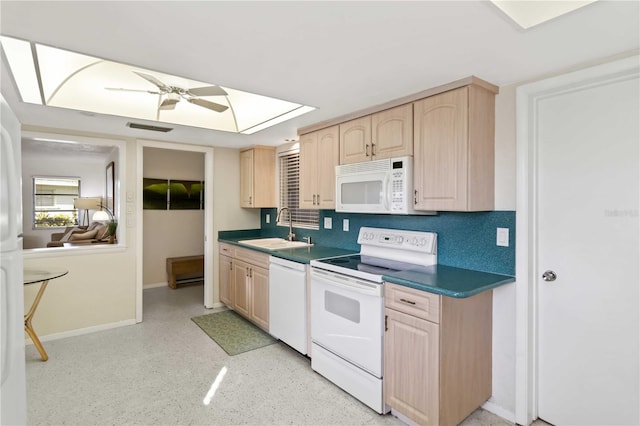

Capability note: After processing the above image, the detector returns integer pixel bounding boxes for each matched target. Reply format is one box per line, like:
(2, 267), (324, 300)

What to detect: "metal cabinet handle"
(371, 143), (376, 156)
(542, 270), (557, 282)
(365, 144), (370, 157)
(249, 195), (252, 206)
(414, 189), (418, 205)
(316, 194), (320, 205)
(313, 194), (317, 205)
(400, 298), (416, 305)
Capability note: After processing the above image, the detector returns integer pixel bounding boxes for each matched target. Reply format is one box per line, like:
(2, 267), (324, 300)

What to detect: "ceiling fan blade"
(105, 87), (160, 94)
(133, 71), (170, 92)
(159, 98), (179, 110)
(187, 85), (228, 97)
(188, 98), (228, 113)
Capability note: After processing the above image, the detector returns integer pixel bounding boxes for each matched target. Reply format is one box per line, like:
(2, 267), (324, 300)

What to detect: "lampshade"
(92, 211), (110, 222)
(73, 197), (102, 209)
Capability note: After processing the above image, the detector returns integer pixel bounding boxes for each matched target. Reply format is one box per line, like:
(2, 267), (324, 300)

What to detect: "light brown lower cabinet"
(218, 243), (269, 331)
(384, 283), (492, 426)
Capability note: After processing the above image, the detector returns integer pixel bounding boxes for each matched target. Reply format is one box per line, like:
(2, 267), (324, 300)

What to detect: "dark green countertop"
(218, 235), (357, 264)
(219, 231), (513, 297)
(383, 265), (514, 298)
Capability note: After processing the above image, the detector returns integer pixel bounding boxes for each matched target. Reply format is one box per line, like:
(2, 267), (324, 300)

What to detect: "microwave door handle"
(383, 174), (391, 211)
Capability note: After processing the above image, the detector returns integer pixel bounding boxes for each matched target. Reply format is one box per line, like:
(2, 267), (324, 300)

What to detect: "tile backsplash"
(261, 209), (515, 276)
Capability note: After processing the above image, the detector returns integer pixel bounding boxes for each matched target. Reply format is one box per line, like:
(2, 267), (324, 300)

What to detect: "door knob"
(542, 270), (557, 282)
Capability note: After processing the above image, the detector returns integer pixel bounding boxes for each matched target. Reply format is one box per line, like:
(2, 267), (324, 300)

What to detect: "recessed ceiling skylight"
(0, 35), (315, 134)
(491, 1), (597, 29)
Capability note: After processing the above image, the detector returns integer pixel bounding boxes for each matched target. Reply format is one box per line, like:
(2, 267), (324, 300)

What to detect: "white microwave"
(335, 156), (433, 215)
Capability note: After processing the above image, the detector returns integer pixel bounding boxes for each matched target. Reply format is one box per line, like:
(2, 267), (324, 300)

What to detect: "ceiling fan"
(106, 71), (229, 113)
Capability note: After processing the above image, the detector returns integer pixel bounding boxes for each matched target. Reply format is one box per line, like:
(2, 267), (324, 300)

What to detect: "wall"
(212, 147), (261, 304)
(21, 148), (111, 249)
(23, 126), (137, 339)
(142, 147), (205, 287)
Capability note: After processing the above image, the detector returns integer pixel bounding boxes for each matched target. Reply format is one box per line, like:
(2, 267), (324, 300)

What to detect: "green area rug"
(191, 310), (276, 356)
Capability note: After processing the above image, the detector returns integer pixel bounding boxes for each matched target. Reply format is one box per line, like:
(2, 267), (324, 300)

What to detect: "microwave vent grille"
(337, 158), (391, 175)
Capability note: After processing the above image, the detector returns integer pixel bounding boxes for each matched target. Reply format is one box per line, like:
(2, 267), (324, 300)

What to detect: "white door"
(536, 74), (639, 425)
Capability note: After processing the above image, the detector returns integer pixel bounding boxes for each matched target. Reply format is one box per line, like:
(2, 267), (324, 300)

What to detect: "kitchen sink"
(239, 238), (312, 250)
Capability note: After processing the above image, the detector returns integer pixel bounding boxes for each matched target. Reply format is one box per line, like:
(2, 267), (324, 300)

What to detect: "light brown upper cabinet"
(413, 84), (496, 211)
(240, 145), (276, 208)
(299, 126), (340, 209)
(339, 116), (371, 164)
(339, 104), (413, 164)
(371, 103), (413, 159)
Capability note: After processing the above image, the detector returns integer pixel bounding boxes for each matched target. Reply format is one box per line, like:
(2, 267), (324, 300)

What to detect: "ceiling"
(1, 1), (638, 149)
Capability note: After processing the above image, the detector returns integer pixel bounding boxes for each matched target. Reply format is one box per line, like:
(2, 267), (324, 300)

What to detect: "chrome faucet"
(276, 207), (295, 241)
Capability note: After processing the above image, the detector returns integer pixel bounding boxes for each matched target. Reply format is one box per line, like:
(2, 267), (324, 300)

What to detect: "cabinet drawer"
(385, 283), (440, 324)
(234, 246), (270, 269)
(219, 243), (235, 257)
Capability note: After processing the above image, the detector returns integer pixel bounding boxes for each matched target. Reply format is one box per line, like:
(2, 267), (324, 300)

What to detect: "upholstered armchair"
(46, 222), (110, 247)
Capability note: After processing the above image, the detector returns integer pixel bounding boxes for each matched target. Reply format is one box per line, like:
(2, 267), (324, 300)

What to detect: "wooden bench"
(166, 255), (204, 289)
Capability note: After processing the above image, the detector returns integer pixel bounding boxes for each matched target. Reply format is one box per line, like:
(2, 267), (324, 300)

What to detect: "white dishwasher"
(269, 256), (307, 355)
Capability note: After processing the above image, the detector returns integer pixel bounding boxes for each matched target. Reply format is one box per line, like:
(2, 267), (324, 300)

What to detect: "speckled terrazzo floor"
(25, 284), (517, 426)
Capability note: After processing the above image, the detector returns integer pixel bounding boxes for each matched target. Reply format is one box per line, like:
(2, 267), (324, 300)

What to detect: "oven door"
(310, 268), (383, 377)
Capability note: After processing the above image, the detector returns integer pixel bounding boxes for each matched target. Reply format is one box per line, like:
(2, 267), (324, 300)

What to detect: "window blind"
(279, 151), (319, 229)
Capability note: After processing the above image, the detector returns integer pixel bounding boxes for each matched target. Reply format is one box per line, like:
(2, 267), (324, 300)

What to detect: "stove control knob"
(395, 236), (404, 244)
(419, 238), (427, 246)
(410, 237), (418, 246)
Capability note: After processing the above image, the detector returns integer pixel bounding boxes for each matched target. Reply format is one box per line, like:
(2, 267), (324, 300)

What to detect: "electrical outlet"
(497, 228), (509, 247)
(324, 217), (332, 229)
(266, 214), (270, 224)
(343, 219), (349, 232)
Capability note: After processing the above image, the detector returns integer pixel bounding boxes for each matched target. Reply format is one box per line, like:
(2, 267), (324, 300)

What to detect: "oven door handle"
(312, 269), (382, 297)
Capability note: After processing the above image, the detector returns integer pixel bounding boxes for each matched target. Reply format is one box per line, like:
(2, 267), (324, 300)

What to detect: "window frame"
(32, 175), (81, 230)
(277, 146), (319, 230)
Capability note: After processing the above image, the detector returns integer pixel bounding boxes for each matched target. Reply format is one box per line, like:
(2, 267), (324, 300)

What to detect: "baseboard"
(482, 400), (516, 423)
(143, 282), (168, 289)
(25, 319), (137, 345)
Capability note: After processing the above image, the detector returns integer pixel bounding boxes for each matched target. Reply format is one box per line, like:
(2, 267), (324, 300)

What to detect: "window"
(33, 177), (80, 228)
(279, 151), (319, 229)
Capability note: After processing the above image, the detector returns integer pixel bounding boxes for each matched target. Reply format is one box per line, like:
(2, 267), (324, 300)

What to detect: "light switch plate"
(324, 217), (332, 229)
(343, 219), (349, 232)
(497, 228), (509, 247)
(266, 214), (270, 224)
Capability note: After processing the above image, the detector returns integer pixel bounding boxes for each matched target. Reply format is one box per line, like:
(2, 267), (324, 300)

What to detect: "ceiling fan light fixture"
(159, 92), (180, 110)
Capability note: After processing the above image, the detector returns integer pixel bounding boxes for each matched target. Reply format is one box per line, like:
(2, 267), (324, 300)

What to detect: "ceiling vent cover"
(126, 122), (173, 132)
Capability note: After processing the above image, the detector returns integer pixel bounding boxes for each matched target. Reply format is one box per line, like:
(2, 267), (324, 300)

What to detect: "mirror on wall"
(21, 133), (122, 250)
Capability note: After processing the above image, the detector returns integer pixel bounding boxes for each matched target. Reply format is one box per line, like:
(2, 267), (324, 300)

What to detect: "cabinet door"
(250, 266), (269, 331)
(413, 87), (468, 211)
(219, 255), (234, 307)
(372, 104), (413, 160)
(316, 126), (339, 208)
(239, 149), (254, 207)
(233, 260), (251, 318)
(299, 132), (318, 209)
(384, 308), (439, 426)
(339, 116), (371, 164)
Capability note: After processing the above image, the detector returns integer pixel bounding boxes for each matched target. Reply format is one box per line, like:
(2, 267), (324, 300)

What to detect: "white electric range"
(309, 227), (437, 413)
